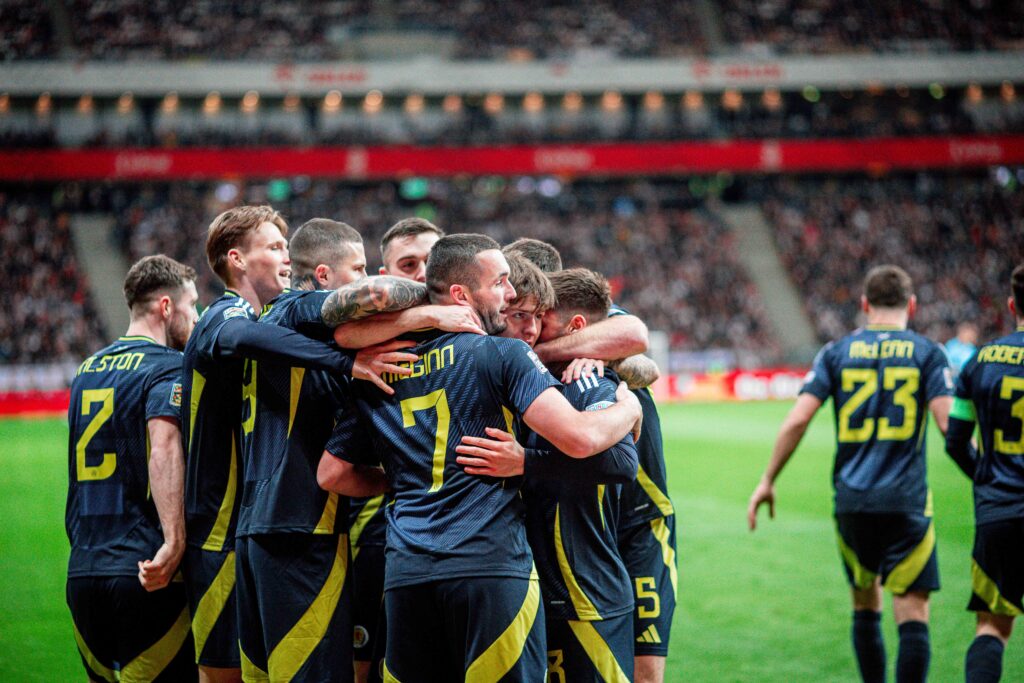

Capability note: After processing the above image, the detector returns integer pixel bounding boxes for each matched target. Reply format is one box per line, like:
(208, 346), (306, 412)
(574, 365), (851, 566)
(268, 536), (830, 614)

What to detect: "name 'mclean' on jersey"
(238, 289), (347, 537)
(801, 325), (953, 514)
(607, 304), (673, 529)
(66, 336), (183, 577)
(523, 371), (638, 622)
(327, 329), (558, 590)
(181, 290), (254, 552)
(952, 327), (1024, 524)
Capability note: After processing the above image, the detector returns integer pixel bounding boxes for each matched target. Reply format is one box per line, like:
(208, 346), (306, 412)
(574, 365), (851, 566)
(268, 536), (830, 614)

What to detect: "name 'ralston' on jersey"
(327, 330), (558, 590)
(801, 325), (953, 514)
(952, 327), (1024, 524)
(523, 371), (638, 622)
(181, 291), (255, 552)
(238, 289), (348, 537)
(66, 336), (183, 577)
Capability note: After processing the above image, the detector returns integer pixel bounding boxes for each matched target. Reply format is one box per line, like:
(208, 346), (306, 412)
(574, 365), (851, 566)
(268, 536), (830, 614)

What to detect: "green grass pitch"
(1, 402), (1021, 681)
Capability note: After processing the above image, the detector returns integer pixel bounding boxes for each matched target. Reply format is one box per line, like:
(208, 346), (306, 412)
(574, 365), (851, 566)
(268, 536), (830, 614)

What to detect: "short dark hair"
(425, 233), (501, 302)
(506, 253), (554, 313)
(123, 255), (196, 313)
(1012, 263), (1024, 315)
(503, 238), (562, 273)
(206, 205), (288, 282)
(289, 218), (362, 287)
(548, 268), (611, 321)
(381, 217), (444, 263)
(863, 265), (913, 309)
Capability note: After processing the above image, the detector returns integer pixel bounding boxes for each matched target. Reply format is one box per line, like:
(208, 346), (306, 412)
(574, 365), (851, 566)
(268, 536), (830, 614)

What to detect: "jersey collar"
(865, 324), (905, 331)
(118, 335), (156, 343)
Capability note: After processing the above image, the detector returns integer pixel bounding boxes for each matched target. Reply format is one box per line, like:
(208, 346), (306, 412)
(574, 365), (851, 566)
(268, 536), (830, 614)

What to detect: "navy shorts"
(182, 544), (239, 668)
(384, 572), (545, 682)
(835, 512), (939, 595)
(968, 517), (1024, 617)
(235, 533), (352, 682)
(67, 575), (196, 683)
(546, 613), (633, 682)
(618, 515), (677, 656)
(352, 543), (385, 663)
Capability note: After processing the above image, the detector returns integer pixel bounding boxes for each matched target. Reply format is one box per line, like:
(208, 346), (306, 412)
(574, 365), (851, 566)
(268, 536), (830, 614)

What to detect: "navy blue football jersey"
(66, 336), (183, 577)
(607, 304), (673, 528)
(181, 290), (255, 552)
(327, 329), (559, 590)
(237, 290), (348, 537)
(802, 325), (953, 513)
(523, 371), (638, 622)
(346, 496), (387, 549)
(951, 327), (1024, 524)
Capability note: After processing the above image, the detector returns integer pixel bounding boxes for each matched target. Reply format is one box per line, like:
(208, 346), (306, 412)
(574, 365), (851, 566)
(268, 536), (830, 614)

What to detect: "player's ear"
(378, 266), (388, 276)
(226, 247), (245, 273)
(860, 295), (869, 314)
(907, 295), (917, 319)
(315, 264), (331, 287)
(568, 314), (587, 333)
(449, 283), (470, 305)
(1009, 296), (1017, 318)
(159, 294), (173, 320)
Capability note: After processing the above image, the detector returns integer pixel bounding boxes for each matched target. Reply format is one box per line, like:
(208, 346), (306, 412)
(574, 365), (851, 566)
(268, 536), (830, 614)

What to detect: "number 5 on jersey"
(401, 389), (451, 492)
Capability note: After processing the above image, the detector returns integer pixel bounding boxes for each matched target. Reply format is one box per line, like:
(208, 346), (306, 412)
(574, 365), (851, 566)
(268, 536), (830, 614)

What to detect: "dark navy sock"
(965, 634), (1004, 683)
(896, 620), (930, 683)
(852, 610), (886, 683)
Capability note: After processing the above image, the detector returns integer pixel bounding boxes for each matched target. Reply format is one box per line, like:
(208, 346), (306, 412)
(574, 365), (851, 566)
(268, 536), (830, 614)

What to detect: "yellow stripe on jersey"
(972, 559), (1023, 617)
(188, 370), (205, 447)
(464, 567), (541, 682)
(597, 485), (606, 530)
(267, 534), (349, 681)
(566, 620), (631, 683)
(202, 431), (238, 552)
(119, 606), (191, 682)
(192, 551), (236, 662)
(884, 520), (935, 594)
(313, 492), (339, 535)
(382, 660), (402, 683)
(554, 504), (601, 620)
(240, 644), (270, 682)
(287, 368), (304, 438)
(836, 530), (878, 590)
(502, 406), (515, 436)
(350, 495), (384, 561)
(636, 466), (674, 517)
(650, 517), (678, 598)
(72, 622), (118, 682)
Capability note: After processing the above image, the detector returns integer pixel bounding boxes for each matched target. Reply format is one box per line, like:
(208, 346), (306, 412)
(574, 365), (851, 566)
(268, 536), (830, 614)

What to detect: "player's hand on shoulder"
(424, 305), (486, 335)
(746, 479), (776, 532)
(353, 340), (419, 395)
(137, 542), (184, 592)
(456, 427), (525, 478)
(561, 358), (605, 384)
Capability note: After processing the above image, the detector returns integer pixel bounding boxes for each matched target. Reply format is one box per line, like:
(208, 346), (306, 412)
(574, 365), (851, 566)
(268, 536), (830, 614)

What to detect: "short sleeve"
(800, 343), (835, 401)
(491, 337), (560, 416)
(145, 356), (183, 422)
(608, 303), (631, 318)
(922, 343), (954, 402)
(286, 290), (334, 337)
(569, 372), (619, 412)
(324, 404), (377, 466)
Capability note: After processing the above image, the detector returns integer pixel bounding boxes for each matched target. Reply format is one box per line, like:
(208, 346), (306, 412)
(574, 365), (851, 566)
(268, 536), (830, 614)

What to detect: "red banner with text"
(0, 136), (1021, 181)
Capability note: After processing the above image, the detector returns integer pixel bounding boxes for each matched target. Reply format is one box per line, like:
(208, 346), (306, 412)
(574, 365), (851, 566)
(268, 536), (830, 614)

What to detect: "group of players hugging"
(63, 201), (1024, 683)
(64, 207), (677, 683)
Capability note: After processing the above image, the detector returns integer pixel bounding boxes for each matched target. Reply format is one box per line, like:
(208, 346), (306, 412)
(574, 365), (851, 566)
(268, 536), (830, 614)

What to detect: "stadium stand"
(759, 171), (1024, 345)
(0, 190), (107, 364)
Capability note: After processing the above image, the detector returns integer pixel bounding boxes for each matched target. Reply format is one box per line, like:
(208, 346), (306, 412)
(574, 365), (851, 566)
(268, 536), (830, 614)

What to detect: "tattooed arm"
(609, 354), (661, 390)
(321, 276), (428, 326)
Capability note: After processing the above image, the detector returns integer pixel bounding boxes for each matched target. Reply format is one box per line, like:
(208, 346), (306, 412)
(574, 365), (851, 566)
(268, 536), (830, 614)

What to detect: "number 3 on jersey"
(838, 367), (920, 443)
(401, 389), (451, 492)
(76, 388), (116, 481)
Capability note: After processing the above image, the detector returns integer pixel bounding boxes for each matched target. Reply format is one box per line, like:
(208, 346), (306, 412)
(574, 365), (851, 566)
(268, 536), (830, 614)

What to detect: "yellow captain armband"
(950, 397), (977, 422)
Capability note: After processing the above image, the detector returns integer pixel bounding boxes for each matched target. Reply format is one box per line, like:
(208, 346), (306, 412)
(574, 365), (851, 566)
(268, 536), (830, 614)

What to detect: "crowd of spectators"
(4, 0), (1021, 61)
(759, 171), (1024, 345)
(4, 87), (1020, 149)
(101, 177), (777, 364)
(0, 190), (106, 364)
(720, 0), (1024, 55)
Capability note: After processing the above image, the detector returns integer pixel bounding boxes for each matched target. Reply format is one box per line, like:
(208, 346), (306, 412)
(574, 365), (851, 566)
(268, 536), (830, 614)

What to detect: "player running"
(748, 265), (954, 683)
(946, 264), (1024, 683)
(318, 234), (642, 681)
(66, 255), (199, 682)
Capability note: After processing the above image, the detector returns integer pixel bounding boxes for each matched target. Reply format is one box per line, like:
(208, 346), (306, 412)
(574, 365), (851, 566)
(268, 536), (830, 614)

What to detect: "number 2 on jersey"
(76, 388), (116, 481)
(838, 367), (920, 443)
(401, 389), (451, 492)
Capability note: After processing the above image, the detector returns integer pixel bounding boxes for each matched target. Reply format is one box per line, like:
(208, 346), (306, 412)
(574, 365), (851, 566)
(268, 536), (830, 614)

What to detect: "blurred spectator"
(0, 191), (106, 363)
(945, 321), (979, 376)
